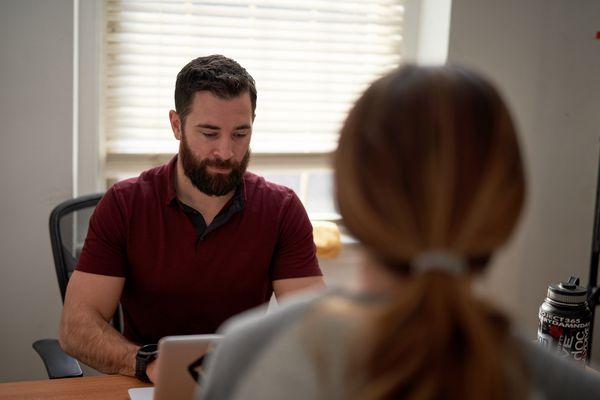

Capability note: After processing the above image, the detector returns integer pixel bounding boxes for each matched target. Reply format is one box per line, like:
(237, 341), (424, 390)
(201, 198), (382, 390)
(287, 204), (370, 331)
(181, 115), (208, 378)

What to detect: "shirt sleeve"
(229, 322), (321, 400)
(270, 191), (322, 281)
(199, 292), (326, 400)
(200, 292), (351, 400)
(76, 185), (128, 277)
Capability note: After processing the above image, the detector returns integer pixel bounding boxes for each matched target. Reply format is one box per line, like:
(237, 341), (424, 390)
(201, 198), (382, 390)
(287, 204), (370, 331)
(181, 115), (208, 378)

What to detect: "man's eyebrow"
(195, 123), (220, 130)
(234, 124), (251, 130)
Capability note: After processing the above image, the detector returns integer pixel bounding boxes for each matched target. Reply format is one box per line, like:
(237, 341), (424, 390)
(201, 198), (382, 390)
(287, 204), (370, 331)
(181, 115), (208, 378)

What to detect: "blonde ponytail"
(356, 270), (527, 400)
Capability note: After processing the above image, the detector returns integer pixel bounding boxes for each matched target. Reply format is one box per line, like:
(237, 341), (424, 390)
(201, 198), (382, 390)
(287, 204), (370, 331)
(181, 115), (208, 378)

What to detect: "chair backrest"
(49, 193), (123, 333)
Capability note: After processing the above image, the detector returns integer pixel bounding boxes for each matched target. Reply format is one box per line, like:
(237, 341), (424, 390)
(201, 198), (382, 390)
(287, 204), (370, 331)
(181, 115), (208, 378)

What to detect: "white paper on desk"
(128, 387), (154, 400)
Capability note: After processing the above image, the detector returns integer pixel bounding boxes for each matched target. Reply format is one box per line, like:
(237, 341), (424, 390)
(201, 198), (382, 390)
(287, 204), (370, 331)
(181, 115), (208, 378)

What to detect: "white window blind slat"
(106, 63), (395, 79)
(106, 11), (403, 26)
(107, 51), (399, 66)
(104, 0), (404, 155)
(106, 15), (402, 35)
(106, 36), (400, 54)
(107, 1), (402, 21)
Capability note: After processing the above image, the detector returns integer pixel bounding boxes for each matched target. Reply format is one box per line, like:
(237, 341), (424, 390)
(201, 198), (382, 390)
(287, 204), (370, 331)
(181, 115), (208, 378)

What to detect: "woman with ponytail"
(198, 65), (600, 400)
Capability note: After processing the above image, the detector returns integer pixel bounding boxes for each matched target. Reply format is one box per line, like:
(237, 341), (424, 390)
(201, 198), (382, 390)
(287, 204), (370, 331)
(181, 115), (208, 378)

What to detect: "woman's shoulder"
(218, 288), (367, 343)
(200, 288), (367, 400)
(219, 289), (338, 341)
(514, 334), (600, 399)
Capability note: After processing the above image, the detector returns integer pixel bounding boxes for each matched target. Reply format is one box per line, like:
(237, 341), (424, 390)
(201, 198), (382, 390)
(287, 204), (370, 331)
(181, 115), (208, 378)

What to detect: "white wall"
(0, 0), (74, 382)
(447, 0), (600, 362)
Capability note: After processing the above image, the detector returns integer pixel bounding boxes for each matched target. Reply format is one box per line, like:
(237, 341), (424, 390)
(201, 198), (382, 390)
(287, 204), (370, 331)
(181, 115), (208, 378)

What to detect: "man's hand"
(146, 359), (159, 383)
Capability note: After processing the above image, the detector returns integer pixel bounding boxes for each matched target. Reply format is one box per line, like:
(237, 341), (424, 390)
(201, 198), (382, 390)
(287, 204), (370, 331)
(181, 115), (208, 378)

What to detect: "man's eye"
(202, 132), (217, 138)
(233, 132), (248, 138)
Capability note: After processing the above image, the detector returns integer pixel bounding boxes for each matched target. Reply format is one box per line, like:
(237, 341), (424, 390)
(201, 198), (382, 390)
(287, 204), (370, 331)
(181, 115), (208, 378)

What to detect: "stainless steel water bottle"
(538, 276), (592, 364)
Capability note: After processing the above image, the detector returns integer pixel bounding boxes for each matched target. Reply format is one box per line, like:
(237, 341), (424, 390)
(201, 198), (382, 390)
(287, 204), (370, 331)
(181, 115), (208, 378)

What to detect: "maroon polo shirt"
(77, 156), (321, 344)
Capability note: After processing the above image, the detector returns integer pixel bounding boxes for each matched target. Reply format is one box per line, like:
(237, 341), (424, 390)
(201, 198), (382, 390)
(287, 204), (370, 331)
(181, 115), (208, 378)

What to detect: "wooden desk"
(0, 375), (151, 400)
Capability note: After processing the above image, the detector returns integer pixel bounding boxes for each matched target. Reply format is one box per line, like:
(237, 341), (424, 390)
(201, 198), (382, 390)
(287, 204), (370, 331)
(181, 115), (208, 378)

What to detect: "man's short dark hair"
(175, 54), (257, 123)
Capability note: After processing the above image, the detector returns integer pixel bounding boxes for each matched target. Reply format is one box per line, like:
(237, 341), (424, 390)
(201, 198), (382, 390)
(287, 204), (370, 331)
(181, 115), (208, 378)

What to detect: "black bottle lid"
(547, 276), (588, 305)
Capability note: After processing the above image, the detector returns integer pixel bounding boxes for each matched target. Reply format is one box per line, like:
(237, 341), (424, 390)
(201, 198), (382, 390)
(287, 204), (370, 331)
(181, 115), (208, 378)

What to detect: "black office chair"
(33, 193), (123, 379)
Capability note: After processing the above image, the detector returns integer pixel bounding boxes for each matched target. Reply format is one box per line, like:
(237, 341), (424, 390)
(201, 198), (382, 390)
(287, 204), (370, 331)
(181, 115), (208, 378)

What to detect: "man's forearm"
(59, 308), (139, 376)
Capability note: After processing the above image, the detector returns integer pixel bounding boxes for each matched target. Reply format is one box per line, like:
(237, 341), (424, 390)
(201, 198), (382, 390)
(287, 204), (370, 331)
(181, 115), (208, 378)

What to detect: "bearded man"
(58, 55), (324, 383)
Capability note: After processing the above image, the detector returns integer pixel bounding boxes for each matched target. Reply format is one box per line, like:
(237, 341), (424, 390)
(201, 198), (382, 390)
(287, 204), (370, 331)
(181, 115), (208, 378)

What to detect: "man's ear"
(169, 110), (182, 140)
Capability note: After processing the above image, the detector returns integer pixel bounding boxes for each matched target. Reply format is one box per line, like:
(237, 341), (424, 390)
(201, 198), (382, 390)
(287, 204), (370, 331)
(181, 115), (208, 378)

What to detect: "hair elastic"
(410, 250), (467, 275)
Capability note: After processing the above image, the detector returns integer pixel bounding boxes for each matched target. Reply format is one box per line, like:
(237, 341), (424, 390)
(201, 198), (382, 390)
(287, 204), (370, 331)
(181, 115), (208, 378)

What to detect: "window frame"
(76, 0), (438, 220)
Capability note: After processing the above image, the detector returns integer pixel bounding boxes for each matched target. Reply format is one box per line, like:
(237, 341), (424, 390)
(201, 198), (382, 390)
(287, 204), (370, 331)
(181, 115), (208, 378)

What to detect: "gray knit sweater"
(198, 290), (600, 400)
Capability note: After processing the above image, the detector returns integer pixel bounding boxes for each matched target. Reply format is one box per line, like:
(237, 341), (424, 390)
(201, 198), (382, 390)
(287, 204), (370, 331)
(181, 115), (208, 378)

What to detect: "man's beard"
(180, 133), (250, 197)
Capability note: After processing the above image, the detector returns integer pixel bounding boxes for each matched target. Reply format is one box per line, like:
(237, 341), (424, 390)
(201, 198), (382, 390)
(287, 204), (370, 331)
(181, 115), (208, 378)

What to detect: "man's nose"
(213, 137), (234, 160)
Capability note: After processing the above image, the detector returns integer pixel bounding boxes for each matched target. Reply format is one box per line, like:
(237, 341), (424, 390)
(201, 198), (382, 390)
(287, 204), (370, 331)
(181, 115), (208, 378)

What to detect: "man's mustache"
(203, 158), (239, 169)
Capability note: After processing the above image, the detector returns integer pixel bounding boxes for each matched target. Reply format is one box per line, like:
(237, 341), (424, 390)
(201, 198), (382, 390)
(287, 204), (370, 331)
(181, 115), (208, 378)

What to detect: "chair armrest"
(32, 339), (83, 379)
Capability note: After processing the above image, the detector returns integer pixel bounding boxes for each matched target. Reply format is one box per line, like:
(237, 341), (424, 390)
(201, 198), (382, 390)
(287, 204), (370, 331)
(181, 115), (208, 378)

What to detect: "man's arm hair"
(58, 270), (139, 375)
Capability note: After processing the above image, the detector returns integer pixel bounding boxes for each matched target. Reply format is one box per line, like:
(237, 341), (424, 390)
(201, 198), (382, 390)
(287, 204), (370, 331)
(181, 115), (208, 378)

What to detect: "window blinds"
(104, 0), (404, 155)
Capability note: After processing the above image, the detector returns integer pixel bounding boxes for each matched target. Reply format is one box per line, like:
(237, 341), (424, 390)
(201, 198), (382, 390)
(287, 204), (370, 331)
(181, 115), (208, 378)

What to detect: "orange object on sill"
(312, 220), (342, 259)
